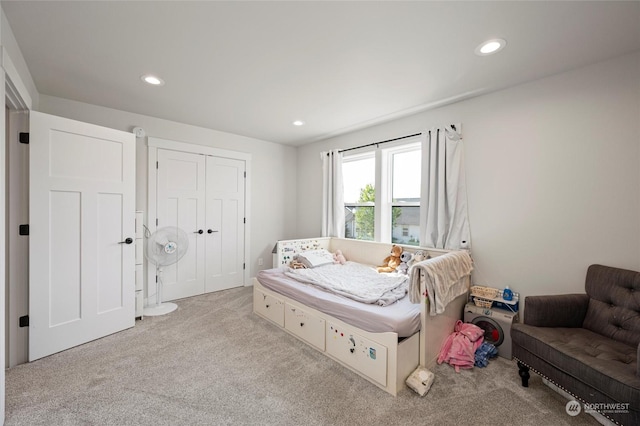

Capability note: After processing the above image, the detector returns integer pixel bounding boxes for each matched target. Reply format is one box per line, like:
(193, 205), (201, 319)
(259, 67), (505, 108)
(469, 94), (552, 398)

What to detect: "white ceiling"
(2, 1), (640, 146)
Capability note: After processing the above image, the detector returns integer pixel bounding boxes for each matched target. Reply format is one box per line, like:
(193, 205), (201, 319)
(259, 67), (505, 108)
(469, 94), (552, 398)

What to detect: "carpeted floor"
(5, 286), (599, 425)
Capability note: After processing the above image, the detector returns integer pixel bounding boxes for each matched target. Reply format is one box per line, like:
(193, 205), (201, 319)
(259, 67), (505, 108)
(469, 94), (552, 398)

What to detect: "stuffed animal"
(290, 259), (307, 269)
(397, 251), (413, 275)
(408, 250), (428, 270)
(333, 250), (346, 264)
(377, 245), (403, 273)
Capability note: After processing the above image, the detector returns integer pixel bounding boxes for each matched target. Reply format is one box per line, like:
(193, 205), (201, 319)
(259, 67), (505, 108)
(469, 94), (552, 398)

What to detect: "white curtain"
(420, 125), (471, 250)
(321, 150), (345, 237)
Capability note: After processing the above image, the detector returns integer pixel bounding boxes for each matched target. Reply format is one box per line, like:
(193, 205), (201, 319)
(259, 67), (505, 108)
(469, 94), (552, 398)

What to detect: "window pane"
(345, 206), (375, 241)
(392, 149), (421, 202)
(392, 206), (419, 246)
(343, 156), (375, 204)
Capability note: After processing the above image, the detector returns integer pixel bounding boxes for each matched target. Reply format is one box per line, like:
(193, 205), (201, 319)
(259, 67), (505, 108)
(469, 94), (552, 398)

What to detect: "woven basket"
(470, 285), (499, 299)
(473, 297), (493, 309)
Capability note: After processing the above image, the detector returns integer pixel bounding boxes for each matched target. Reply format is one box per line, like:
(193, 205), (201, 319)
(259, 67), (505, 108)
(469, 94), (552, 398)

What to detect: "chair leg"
(517, 361), (530, 387)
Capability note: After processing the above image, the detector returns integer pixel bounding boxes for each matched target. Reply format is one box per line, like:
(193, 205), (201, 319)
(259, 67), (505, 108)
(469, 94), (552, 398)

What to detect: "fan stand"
(143, 266), (177, 316)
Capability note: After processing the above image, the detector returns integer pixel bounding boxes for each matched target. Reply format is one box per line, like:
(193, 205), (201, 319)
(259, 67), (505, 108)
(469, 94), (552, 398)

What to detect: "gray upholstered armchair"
(512, 264), (639, 426)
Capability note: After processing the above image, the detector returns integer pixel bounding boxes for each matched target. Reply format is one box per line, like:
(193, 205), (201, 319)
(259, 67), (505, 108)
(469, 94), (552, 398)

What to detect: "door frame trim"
(3, 38), (36, 418)
(146, 137), (252, 306)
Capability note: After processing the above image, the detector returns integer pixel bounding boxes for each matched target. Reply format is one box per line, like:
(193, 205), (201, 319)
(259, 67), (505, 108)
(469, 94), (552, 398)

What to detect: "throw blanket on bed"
(409, 251), (473, 315)
(285, 261), (408, 306)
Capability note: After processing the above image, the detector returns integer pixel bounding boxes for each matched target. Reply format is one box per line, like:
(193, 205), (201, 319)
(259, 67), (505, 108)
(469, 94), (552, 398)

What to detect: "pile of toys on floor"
(406, 319), (498, 396)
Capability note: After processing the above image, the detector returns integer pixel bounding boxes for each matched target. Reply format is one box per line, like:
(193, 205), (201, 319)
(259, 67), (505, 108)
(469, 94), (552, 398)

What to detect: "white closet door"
(156, 149), (206, 300)
(29, 111), (135, 361)
(205, 156), (245, 292)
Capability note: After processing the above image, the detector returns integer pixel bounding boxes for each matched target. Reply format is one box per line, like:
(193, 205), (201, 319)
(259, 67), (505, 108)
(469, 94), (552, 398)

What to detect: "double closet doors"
(155, 147), (246, 301)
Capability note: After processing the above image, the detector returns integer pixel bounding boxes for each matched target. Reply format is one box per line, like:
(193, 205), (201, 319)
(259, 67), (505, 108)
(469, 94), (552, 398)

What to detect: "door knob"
(207, 229), (218, 234)
(118, 237), (133, 244)
(194, 229), (203, 234)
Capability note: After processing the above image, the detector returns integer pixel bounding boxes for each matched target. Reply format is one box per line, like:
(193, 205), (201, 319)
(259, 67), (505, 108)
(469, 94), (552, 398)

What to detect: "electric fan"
(143, 226), (189, 316)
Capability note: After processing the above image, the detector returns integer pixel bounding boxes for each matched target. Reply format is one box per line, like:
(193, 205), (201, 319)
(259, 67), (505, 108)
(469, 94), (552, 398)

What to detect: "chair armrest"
(523, 294), (589, 327)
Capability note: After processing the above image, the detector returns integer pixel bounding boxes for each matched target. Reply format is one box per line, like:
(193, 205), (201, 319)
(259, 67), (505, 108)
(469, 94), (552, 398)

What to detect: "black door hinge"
(19, 315), (29, 327)
(19, 224), (29, 235)
(19, 132), (29, 144)
(243, 263), (246, 270)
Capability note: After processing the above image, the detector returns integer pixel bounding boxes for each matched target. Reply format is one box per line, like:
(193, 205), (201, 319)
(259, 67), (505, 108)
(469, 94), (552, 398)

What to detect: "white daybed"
(252, 237), (469, 396)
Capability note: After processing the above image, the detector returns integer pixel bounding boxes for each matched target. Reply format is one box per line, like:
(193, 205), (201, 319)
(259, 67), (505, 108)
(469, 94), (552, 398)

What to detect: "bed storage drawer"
(284, 303), (325, 350)
(254, 289), (285, 327)
(326, 321), (388, 386)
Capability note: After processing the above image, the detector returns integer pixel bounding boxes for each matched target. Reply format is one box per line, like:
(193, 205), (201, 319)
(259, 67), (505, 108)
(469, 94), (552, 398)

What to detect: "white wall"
(297, 52), (640, 302)
(38, 95), (298, 278)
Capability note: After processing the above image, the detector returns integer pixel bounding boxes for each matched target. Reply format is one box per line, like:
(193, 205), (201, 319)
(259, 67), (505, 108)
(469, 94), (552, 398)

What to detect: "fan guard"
(143, 226), (189, 316)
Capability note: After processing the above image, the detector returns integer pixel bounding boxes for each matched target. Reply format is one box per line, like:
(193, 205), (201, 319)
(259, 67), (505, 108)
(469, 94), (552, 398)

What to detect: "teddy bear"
(377, 244), (403, 273)
(396, 251), (413, 275)
(333, 250), (346, 264)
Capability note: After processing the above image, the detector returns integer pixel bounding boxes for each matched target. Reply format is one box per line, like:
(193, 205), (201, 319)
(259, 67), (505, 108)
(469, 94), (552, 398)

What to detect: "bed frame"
(253, 237), (469, 396)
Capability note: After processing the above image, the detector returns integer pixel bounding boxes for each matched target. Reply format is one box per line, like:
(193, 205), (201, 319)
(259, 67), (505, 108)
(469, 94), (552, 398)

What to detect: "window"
(342, 141), (421, 245)
(343, 153), (375, 240)
(390, 146), (421, 246)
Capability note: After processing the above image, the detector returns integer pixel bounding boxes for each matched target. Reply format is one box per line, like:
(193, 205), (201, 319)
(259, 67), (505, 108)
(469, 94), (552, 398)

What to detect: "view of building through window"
(391, 148), (421, 245)
(342, 142), (421, 245)
(343, 154), (375, 240)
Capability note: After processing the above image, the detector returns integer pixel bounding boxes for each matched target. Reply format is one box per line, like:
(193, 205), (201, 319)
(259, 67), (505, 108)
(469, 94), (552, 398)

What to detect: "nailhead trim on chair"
(513, 357), (621, 426)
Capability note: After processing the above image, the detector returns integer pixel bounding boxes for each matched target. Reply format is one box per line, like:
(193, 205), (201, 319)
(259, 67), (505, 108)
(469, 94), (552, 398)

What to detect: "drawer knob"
(265, 304), (270, 308)
(300, 322), (304, 327)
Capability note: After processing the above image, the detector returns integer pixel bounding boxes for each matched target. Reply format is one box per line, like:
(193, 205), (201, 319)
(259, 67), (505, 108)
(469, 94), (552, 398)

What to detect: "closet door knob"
(118, 237), (133, 244)
(195, 229), (203, 234)
(207, 229), (218, 234)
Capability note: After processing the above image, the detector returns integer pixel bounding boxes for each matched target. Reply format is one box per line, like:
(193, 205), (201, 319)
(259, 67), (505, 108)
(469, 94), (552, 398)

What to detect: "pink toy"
(333, 250), (346, 264)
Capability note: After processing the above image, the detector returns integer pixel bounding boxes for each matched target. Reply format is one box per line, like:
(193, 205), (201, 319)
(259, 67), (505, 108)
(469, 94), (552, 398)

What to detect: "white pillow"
(296, 249), (334, 268)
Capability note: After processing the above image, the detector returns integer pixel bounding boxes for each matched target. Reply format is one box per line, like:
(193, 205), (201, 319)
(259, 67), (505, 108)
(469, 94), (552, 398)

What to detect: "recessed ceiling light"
(292, 120), (305, 126)
(475, 39), (507, 56)
(141, 74), (165, 86)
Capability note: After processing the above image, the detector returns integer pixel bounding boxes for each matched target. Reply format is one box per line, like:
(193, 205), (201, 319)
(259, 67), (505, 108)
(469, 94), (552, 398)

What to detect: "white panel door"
(156, 149), (205, 300)
(29, 111), (135, 361)
(205, 156), (245, 292)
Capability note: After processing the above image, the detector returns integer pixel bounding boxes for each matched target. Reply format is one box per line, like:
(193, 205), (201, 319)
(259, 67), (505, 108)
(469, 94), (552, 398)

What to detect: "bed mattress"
(256, 268), (421, 337)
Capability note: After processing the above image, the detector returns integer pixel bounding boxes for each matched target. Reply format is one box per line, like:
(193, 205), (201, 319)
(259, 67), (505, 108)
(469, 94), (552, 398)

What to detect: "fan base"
(143, 302), (177, 316)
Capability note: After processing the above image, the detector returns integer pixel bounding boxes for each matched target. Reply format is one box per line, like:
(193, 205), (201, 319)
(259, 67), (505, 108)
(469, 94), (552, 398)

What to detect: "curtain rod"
(337, 132), (422, 154)
(333, 124), (457, 155)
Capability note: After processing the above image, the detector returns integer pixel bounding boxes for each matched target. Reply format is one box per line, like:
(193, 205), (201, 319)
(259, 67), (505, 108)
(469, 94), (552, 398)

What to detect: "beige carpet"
(6, 286), (598, 425)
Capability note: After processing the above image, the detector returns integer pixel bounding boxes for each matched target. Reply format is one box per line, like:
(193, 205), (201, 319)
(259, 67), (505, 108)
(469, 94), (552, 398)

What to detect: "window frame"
(388, 142), (421, 245)
(342, 138), (422, 244)
(342, 152), (376, 241)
